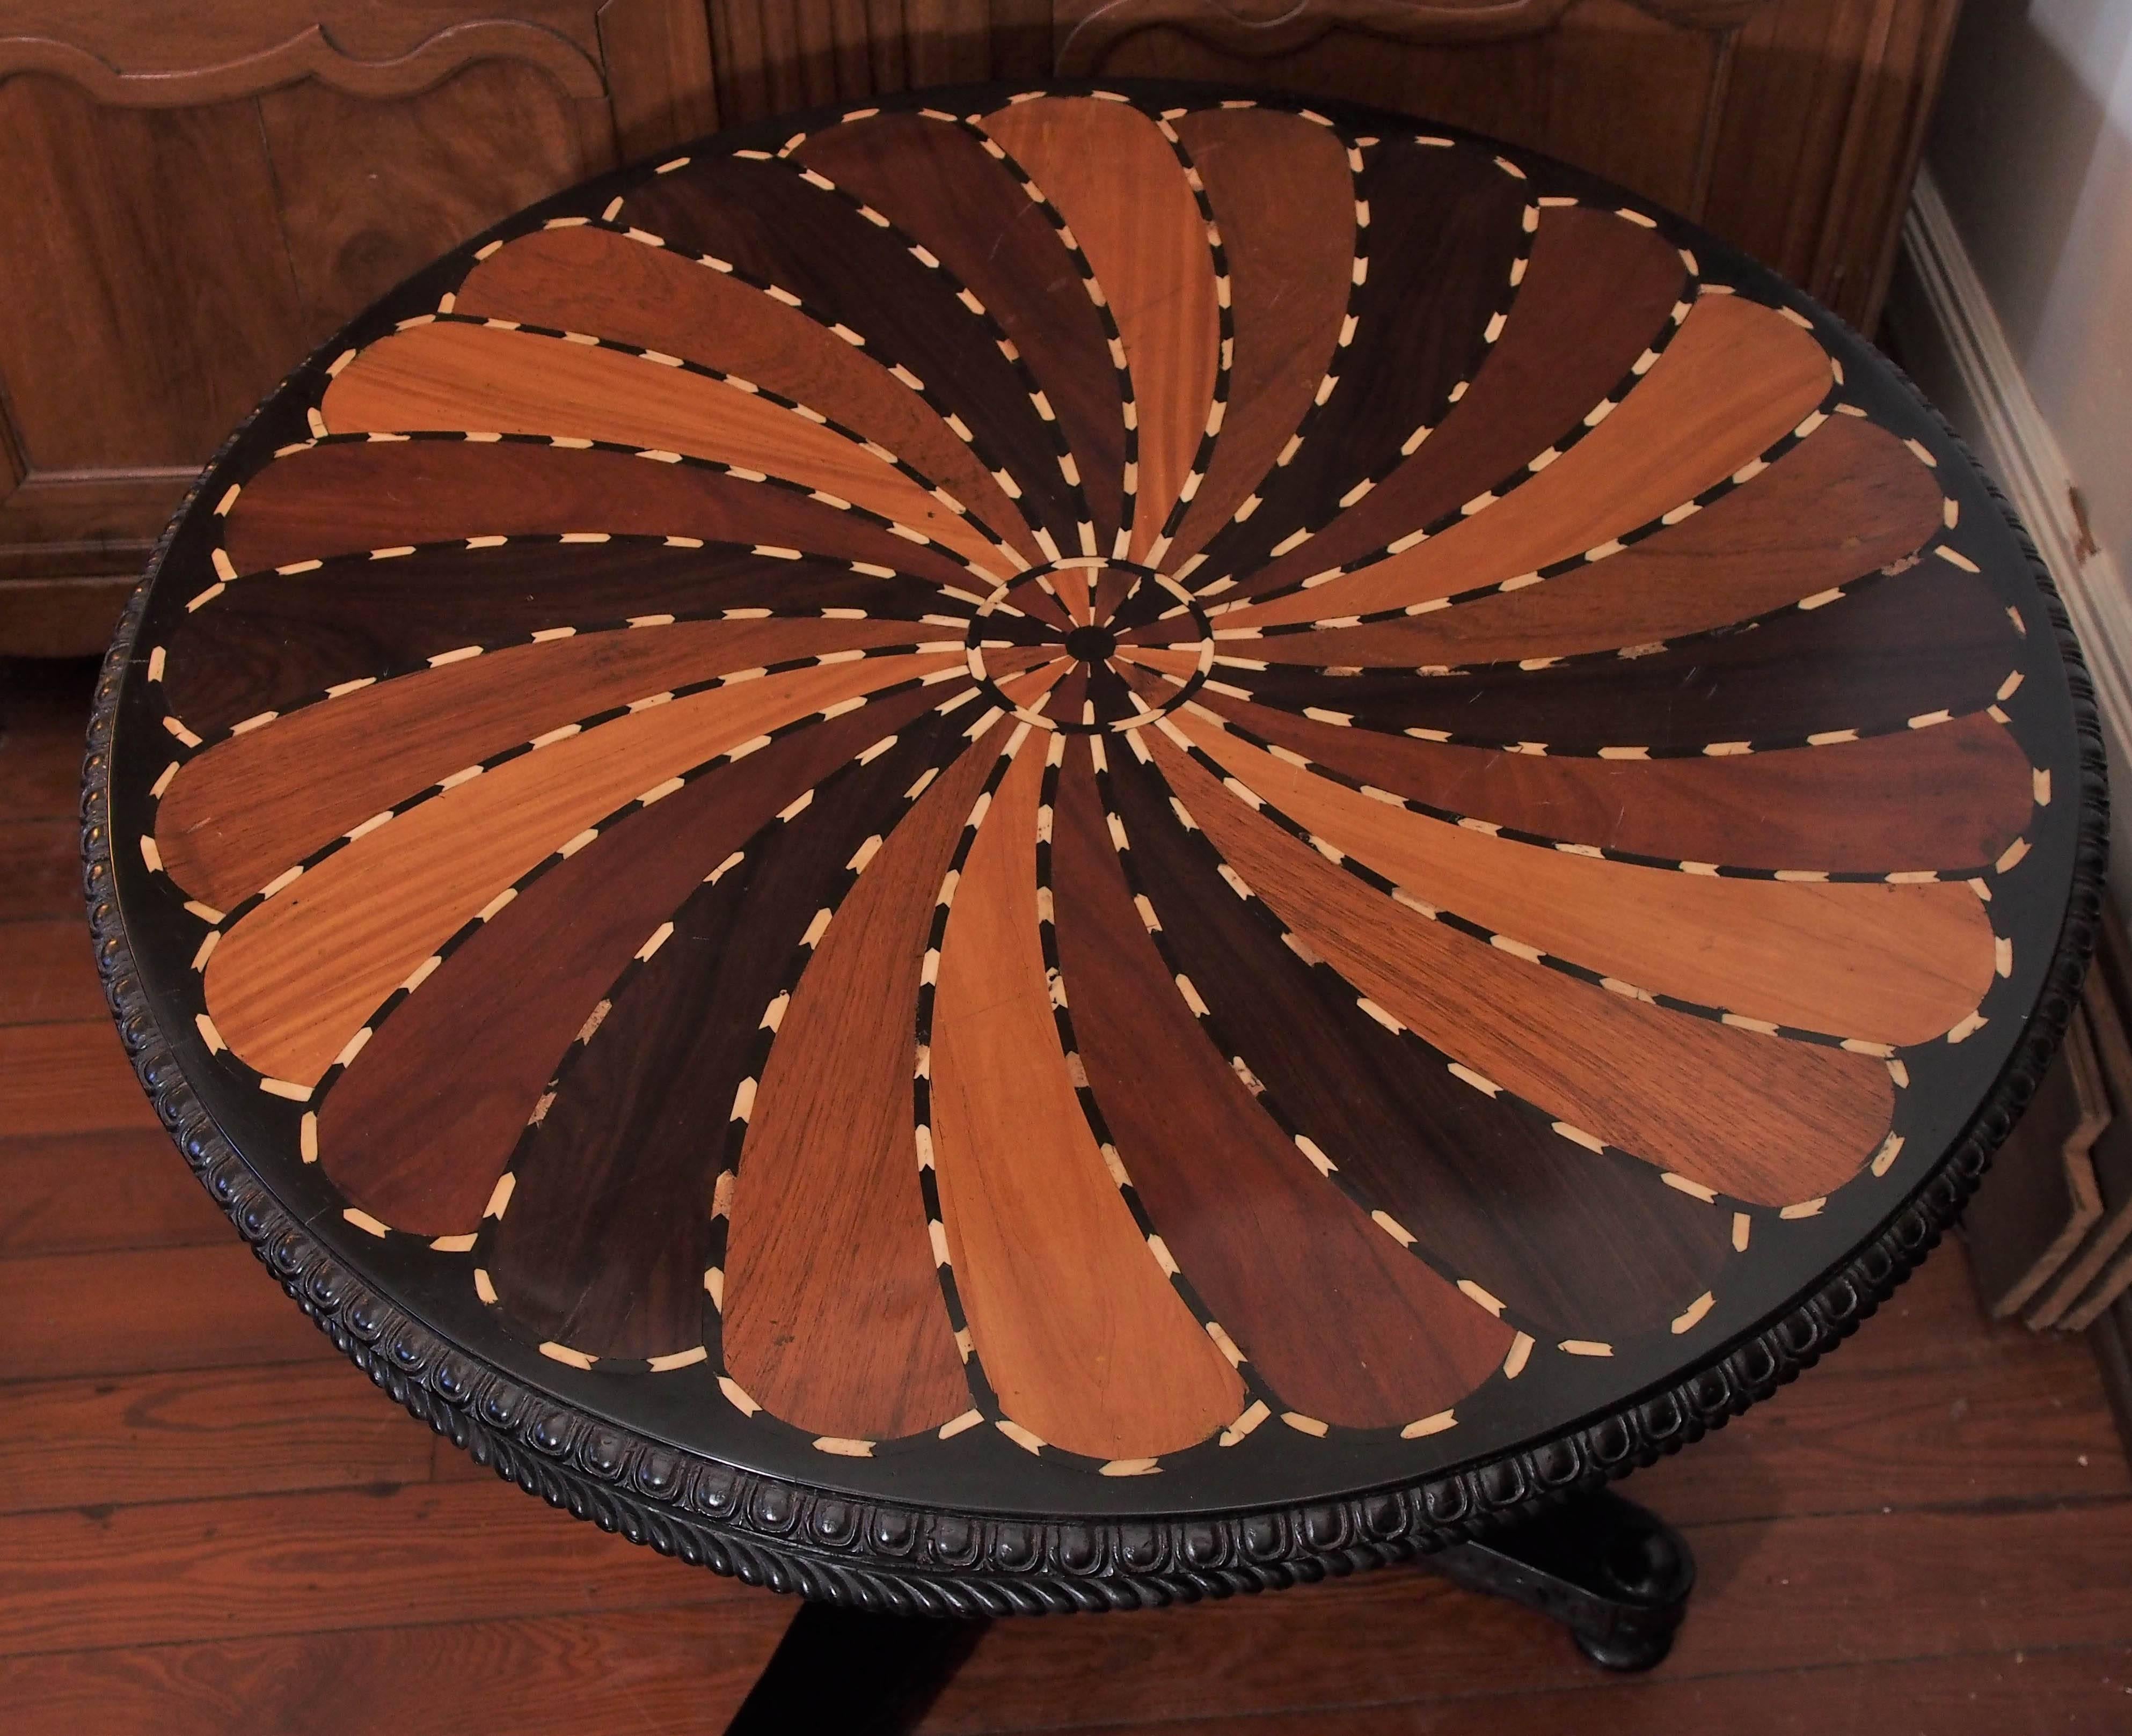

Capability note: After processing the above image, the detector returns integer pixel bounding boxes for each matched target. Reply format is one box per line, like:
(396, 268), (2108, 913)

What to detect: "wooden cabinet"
(0, 0), (1956, 656)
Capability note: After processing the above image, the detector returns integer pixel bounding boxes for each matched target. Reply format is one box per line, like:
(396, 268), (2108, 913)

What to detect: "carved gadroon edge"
(83, 296), (2107, 1624)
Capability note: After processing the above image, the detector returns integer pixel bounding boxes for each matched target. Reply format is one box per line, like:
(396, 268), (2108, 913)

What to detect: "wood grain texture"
(157, 616), (929, 910)
(320, 322), (1015, 575)
(1115, 738), (1733, 1343)
(218, 440), (980, 589)
(202, 654), (959, 1084)
(1228, 203), (1686, 596)
(1167, 709), (1996, 1045)
(1229, 412), (1946, 667)
(492, 706), (971, 1360)
(1172, 736), (1895, 1203)
(1226, 290), (1832, 626)
(86, 87), (2086, 1552)
(795, 111), (1131, 548)
(8, 606), (2121, 1733)
(622, 150), (1083, 555)
(980, 95), (1218, 559)
(0, 921), (104, 1024)
(721, 722), (1001, 1437)
(0, 1130), (222, 1258)
(1187, 137), (1531, 590)
(0, 1244), (327, 1381)
(164, 540), (960, 735)
(454, 225), (1042, 563)
(258, 59), (604, 341)
(0, 1478), (758, 1660)
(1051, 744), (1514, 1424)
(1210, 561), (2021, 755)
(1160, 106), (1354, 568)
(317, 685), (947, 1235)
(0, 1020), (160, 1137)
(931, 741), (1245, 1457)
(1201, 698), (2033, 875)
(0, 1362), (432, 1517)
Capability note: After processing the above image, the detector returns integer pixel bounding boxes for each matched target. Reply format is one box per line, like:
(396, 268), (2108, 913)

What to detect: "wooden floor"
(5, 654), (2130, 1733)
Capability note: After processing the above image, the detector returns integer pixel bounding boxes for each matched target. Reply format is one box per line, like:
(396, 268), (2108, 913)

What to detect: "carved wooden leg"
(1424, 1485), (1695, 1670)
(723, 1600), (991, 1734)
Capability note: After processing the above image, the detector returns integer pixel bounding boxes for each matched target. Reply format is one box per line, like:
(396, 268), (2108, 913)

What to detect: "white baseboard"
(1887, 166), (2130, 915)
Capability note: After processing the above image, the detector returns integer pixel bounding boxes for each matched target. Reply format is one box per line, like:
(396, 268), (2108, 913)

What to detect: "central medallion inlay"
(964, 558), (1214, 733)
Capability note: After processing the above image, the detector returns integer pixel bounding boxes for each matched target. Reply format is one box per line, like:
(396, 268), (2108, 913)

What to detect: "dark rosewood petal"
(490, 704), (973, 1361)
(1198, 698), (2034, 876)
(1111, 736), (1732, 1346)
(1230, 415), (1946, 667)
(201, 655), (961, 1085)
(1228, 206), (1686, 597)
(318, 685), (946, 1236)
(1184, 140), (1529, 591)
(221, 440), (984, 589)
(454, 226), (1042, 565)
(719, 725), (1003, 1440)
(1224, 292), (1833, 628)
(165, 540), (962, 737)
(1216, 559), (2019, 754)
(1166, 709), (1997, 1048)
(1160, 730), (1896, 1206)
(623, 153), (1078, 559)
(1053, 744), (1513, 1424)
(156, 617), (938, 912)
(930, 741), (1245, 1459)
(794, 113), (1127, 552)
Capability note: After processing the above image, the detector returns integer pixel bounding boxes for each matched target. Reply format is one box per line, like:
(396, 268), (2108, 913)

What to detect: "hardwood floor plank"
(1037, 1645), (2132, 1736)
(0, 1021), (159, 1136)
(0, 1243), (326, 1381)
(0, 1602), (796, 1736)
(0, 1361), (432, 1516)
(0, 1479), (757, 1658)
(0, 921), (104, 1024)
(0, 657), (93, 823)
(0, 1129), (222, 1257)
(1640, 1327), (2132, 1528)
(915, 1502), (2132, 1732)
(0, 819), (81, 920)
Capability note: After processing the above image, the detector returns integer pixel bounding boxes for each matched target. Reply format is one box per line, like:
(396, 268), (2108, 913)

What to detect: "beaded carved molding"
(92, 84), (2101, 1589)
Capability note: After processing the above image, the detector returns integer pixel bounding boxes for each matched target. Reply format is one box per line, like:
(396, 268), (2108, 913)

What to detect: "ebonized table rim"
(79, 79), (2109, 1616)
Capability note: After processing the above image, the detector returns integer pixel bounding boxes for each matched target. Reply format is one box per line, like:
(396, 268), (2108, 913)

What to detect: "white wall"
(1928, 0), (2132, 590)
(1887, 1), (2132, 912)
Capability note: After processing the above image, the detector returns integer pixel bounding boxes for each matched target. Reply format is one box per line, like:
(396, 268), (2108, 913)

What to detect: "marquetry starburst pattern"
(110, 87), (2080, 1501)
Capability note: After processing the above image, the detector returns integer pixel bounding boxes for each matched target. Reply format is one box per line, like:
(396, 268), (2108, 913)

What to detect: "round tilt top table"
(86, 78), (2105, 1702)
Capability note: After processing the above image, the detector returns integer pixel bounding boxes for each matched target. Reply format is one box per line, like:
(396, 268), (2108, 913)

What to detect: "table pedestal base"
(1426, 1485), (1696, 1670)
(725, 1600), (991, 1735)
(721, 1488), (1692, 1730)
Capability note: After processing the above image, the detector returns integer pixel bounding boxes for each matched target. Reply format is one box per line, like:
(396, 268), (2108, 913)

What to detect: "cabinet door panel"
(0, 75), (310, 472)
(259, 58), (612, 342)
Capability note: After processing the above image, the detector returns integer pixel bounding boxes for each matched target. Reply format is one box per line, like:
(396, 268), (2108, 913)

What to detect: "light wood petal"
(455, 225), (1044, 565)
(721, 728), (1001, 1440)
(1226, 292), (1832, 629)
(930, 739), (1243, 1458)
(320, 321), (1013, 576)
(1167, 709), (1997, 1046)
(981, 97), (1219, 562)
(157, 617), (932, 910)
(202, 653), (961, 1085)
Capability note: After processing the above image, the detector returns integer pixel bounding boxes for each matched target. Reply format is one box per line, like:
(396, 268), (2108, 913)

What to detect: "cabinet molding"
(0, 21), (607, 107)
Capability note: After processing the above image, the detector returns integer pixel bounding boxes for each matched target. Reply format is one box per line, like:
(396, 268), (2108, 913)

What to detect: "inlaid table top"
(88, 82), (2104, 1610)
